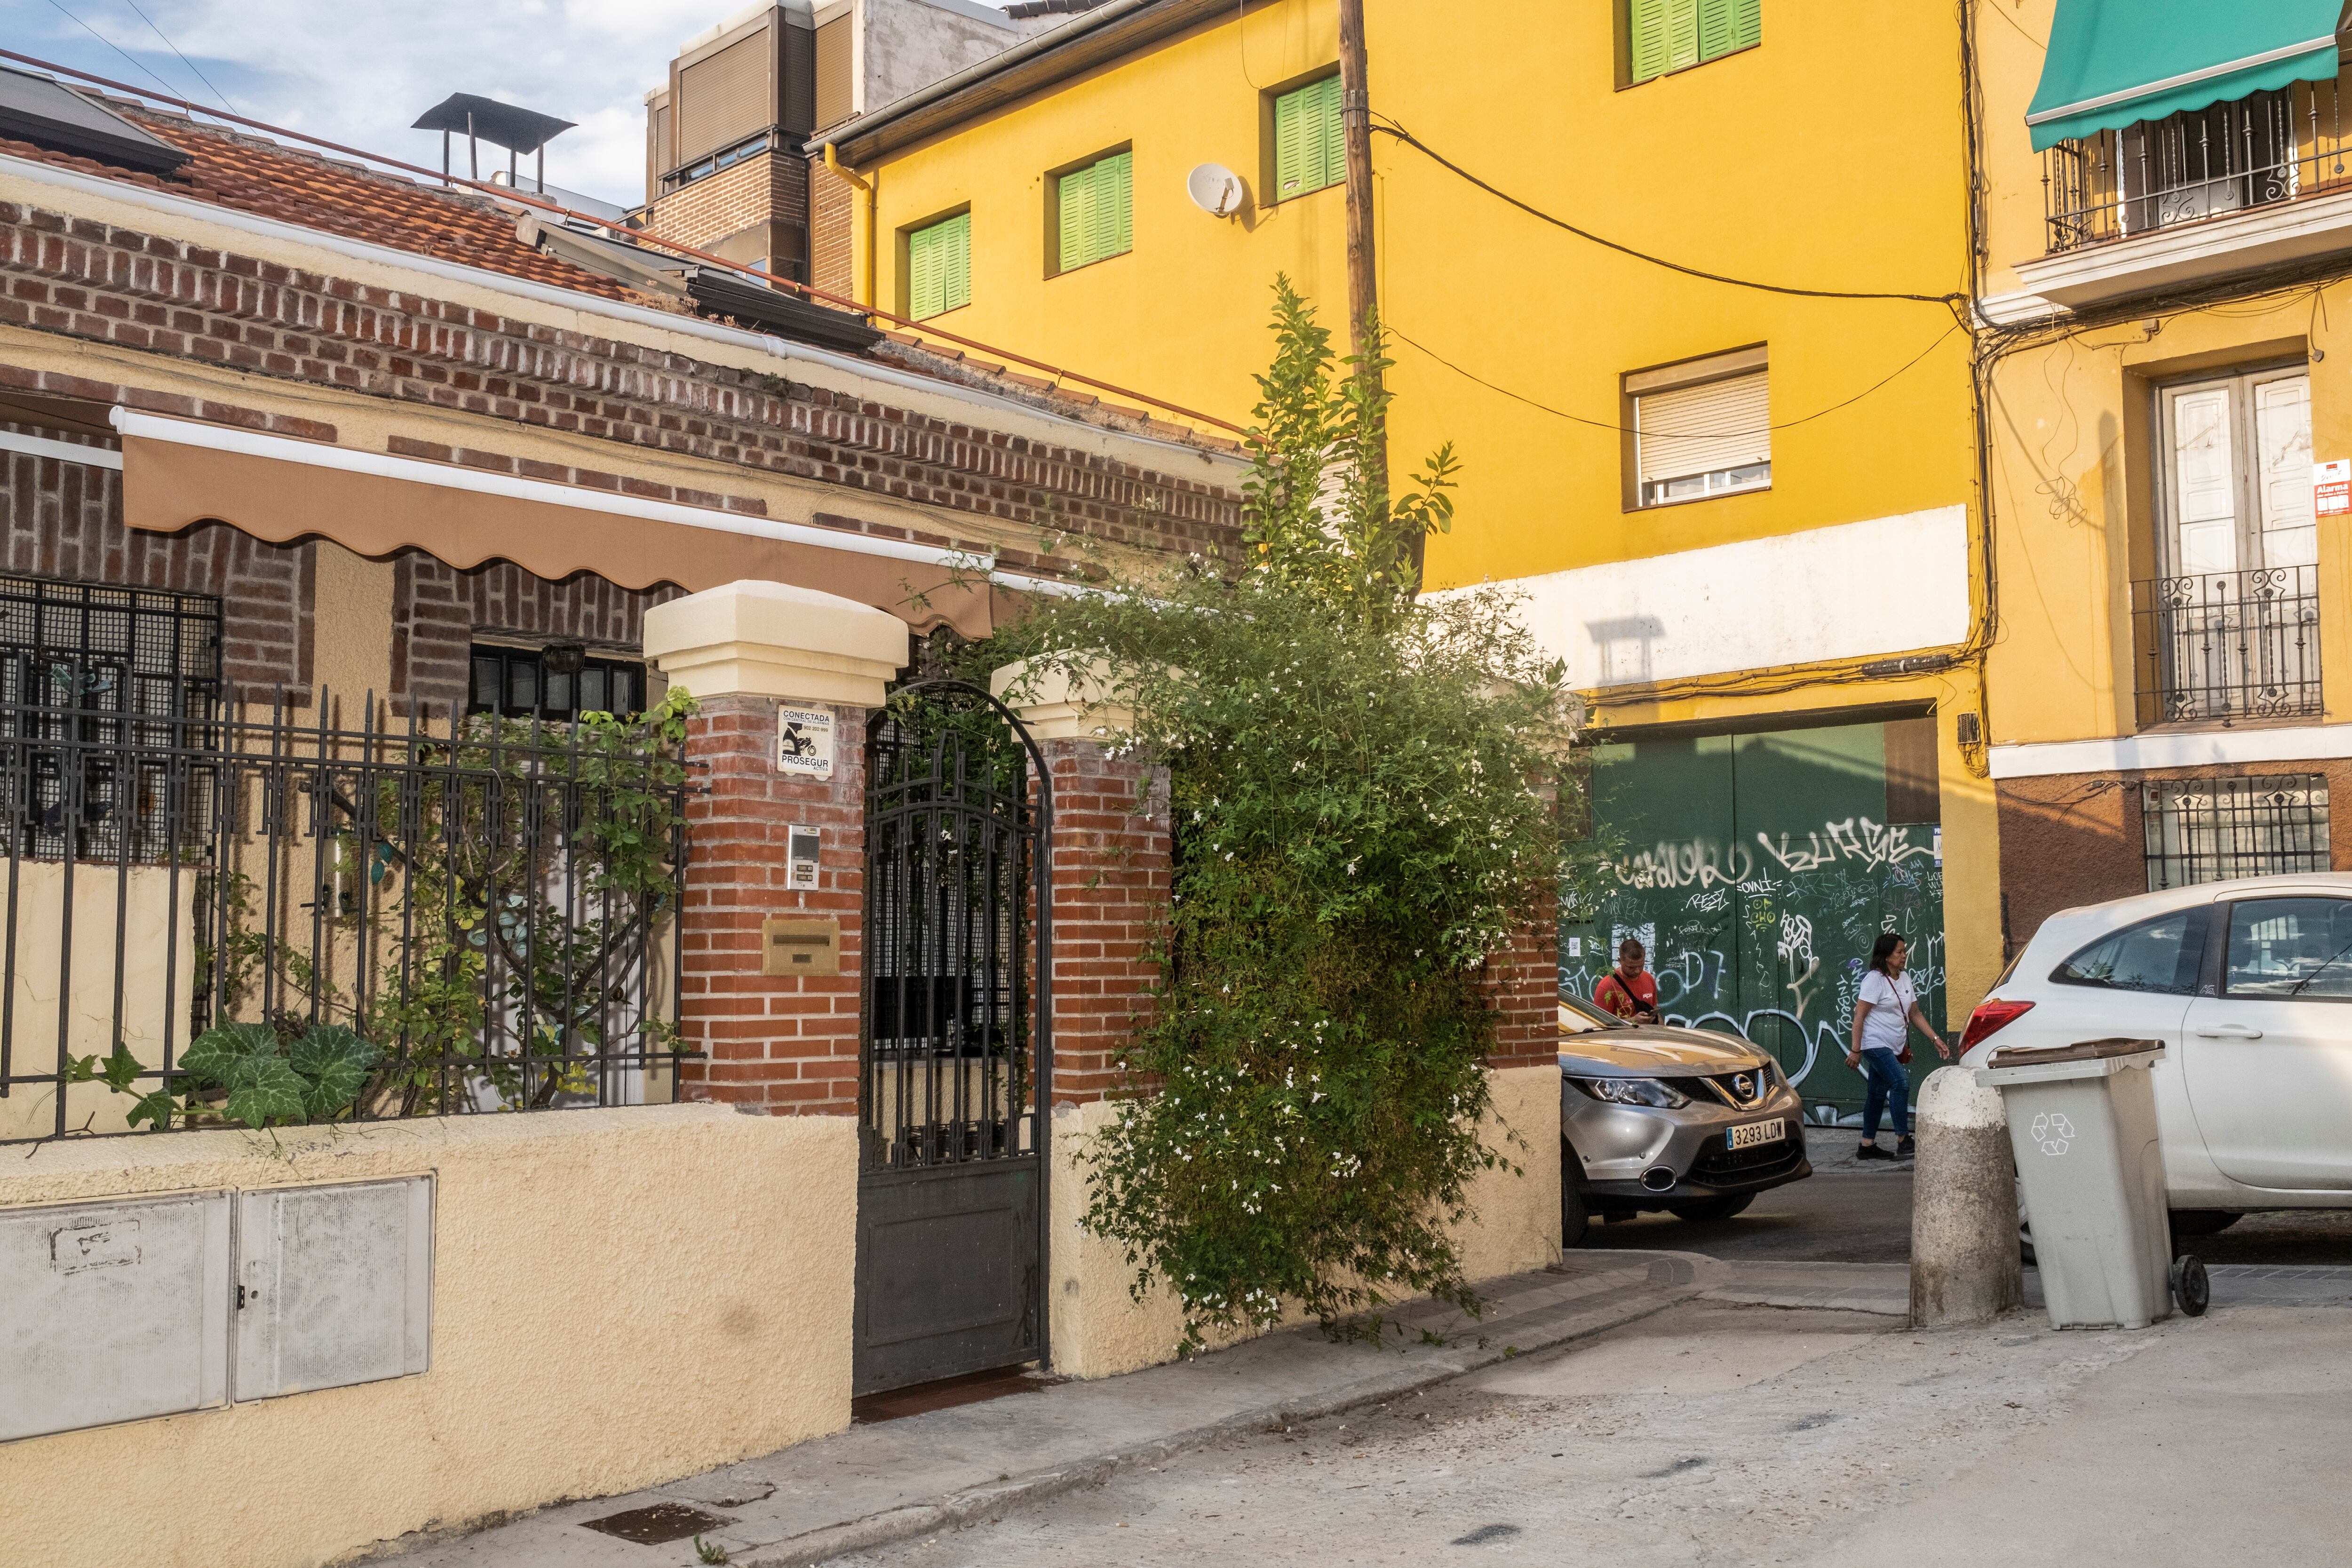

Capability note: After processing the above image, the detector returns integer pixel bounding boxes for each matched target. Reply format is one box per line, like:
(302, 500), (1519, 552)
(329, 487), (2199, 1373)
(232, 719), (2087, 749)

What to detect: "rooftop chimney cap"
(410, 93), (575, 155)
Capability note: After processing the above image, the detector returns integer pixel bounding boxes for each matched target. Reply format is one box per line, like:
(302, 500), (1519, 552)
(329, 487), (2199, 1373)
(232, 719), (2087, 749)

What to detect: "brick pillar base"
(1041, 738), (1169, 1105)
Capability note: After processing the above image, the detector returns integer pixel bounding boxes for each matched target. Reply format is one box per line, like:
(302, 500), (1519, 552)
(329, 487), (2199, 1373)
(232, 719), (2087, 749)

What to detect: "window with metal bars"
(0, 573), (222, 861)
(2143, 774), (2330, 891)
(467, 643), (645, 723)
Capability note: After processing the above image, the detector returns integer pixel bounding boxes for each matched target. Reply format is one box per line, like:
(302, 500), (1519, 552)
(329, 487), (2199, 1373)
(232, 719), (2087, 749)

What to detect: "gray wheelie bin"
(1976, 1037), (2205, 1329)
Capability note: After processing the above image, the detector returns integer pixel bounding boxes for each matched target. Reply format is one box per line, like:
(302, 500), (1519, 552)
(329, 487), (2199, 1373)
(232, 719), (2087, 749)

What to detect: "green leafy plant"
(693, 1536), (730, 1566)
(122, 1019), (381, 1131)
(978, 278), (1572, 1347)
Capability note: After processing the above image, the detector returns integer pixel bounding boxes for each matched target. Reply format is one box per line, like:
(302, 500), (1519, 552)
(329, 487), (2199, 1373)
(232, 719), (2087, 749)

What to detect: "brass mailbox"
(761, 916), (841, 976)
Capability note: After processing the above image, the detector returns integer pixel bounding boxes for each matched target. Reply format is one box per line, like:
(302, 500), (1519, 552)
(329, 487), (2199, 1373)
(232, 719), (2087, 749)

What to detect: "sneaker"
(1855, 1142), (1894, 1162)
(1896, 1136), (1918, 1158)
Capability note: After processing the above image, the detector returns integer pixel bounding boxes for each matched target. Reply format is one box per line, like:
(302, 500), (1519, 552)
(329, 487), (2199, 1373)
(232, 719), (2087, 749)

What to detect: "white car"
(1960, 872), (2352, 1233)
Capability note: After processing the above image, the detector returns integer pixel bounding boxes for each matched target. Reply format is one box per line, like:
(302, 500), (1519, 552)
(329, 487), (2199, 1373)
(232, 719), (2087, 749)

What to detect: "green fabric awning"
(2026, 0), (2346, 151)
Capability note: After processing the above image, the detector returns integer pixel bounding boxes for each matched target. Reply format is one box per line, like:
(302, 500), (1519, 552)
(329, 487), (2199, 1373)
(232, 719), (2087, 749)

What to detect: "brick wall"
(636, 149), (810, 274)
(1, 429), (313, 697)
(675, 695), (866, 1114)
(0, 198), (1240, 563)
(390, 551), (685, 715)
(1041, 741), (1170, 1104)
(808, 151), (855, 301)
(1480, 889), (1563, 1072)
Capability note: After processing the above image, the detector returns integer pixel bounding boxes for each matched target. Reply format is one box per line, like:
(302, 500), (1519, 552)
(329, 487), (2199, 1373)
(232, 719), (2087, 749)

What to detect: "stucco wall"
(1048, 1064), (1562, 1381)
(0, 1104), (856, 1568)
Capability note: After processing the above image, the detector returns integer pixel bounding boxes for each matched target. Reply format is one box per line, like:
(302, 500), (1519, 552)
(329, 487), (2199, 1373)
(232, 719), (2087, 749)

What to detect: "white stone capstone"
(642, 579), (907, 707)
(990, 656), (1137, 741)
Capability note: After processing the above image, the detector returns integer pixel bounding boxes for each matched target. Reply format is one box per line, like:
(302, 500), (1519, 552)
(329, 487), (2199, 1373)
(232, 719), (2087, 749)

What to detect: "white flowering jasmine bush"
(979, 279), (1573, 1347)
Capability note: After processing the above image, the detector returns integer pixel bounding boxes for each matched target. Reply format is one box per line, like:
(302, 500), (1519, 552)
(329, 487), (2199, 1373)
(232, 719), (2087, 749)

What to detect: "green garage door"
(1564, 716), (1945, 1118)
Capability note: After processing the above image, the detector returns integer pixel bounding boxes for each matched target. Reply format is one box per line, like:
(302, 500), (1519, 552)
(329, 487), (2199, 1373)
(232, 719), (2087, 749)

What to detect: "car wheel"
(2169, 1210), (2241, 1239)
(1562, 1141), (1591, 1248)
(1668, 1193), (1755, 1224)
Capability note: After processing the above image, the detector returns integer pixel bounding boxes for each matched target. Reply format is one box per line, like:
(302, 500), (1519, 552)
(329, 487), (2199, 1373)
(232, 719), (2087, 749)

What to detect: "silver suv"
(1558, 992), (1812, 1245)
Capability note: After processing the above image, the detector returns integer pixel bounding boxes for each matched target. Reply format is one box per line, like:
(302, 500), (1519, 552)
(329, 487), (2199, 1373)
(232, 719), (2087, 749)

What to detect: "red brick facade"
(808, 152), (856, 302)
(675, 695), (867, 1114)
(1480, 887), (1564, 1071)
(389, 553), (684, 716)
(637, 150), (811, 277)
(1040, 740), (1171, 1104)
(0, 198), (1240, 565)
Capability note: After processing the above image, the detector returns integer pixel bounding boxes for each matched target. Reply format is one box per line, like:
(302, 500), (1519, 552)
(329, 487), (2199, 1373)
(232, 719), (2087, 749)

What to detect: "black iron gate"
(853, 681), (1051, 1396)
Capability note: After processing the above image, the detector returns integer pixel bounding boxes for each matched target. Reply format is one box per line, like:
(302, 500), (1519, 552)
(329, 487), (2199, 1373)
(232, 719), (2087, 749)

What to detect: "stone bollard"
(1909, 1066), (2023, 1328)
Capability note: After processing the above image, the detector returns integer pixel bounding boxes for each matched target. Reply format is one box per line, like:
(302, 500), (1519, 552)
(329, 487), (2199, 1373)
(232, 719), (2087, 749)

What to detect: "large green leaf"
(125, 1090), (180, 1130)
(289, 1025), (381, 1121)
(222, 1055), (307, 1128)
(181, 1021), (279, 1087)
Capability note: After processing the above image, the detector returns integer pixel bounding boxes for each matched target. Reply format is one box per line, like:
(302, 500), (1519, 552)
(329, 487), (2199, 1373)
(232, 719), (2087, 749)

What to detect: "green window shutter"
(941, 212), (970, 313)
(1275, 83), (1306, 195)
(1273, 75), (1341, 198)
(1317, 75), (1344, 194)
(1663, 0), (1700, 72)
(1098, 150), (1132, 260)
(1629, 0), (1669, 82)
(1059, 162), (1092, 269)
(909, 221), (942, 319)
(1732, 0), (1760, 51)
(1696, 0), (1735, 62)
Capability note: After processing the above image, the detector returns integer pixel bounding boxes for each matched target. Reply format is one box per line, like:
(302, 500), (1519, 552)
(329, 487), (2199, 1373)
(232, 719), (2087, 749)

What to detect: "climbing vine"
(981, 279), (1572, 1344)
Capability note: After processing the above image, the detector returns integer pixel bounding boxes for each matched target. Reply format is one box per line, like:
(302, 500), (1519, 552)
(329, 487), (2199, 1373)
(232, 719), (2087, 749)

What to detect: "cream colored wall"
(0, 864), (196, 1143)
(0, 1105), (857, 1568)
(308, 540), (396, 723)
(1048, 1064), (1561, 1381)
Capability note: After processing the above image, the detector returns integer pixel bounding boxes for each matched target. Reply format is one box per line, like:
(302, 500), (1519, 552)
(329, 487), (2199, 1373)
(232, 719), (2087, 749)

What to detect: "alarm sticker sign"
(777, 706), (836, 780)
(2316, 459), (2351, 517)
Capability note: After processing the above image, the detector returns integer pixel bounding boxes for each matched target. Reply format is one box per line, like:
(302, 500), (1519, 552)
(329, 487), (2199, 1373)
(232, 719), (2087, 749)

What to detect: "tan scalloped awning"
(118, 419), (1001, 639)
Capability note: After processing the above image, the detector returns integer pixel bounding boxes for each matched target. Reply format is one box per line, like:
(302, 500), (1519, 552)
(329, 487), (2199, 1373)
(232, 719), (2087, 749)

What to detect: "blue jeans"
(1859, 1047), (1910, 1141)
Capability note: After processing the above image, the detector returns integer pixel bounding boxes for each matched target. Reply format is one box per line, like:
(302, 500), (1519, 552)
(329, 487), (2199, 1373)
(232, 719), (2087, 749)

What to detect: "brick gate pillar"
(644, 581), (906, 1116)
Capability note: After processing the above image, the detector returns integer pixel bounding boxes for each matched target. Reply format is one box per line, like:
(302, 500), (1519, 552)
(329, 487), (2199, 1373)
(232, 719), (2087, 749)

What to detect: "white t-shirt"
(1856, 970), (1915, 1056)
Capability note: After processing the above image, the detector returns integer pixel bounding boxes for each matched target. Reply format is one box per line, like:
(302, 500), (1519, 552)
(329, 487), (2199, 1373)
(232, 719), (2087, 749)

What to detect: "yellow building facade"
(824, 0), (1998, 1112)
(1975, 1), (2352, 945)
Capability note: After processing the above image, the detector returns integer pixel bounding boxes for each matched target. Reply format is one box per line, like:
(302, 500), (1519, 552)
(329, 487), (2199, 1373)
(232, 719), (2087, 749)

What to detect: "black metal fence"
(0, 686), (690, 1143)
(2131, 565), (2322, 729)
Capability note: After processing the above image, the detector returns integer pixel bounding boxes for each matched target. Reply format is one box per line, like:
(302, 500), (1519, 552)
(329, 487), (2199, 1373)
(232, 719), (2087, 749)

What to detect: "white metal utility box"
(1, 1175), (433, 1442)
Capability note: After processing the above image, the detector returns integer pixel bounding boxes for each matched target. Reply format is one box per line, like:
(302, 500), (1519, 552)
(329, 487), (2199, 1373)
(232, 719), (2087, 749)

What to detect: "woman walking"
(1845, 932), (1950, 1161)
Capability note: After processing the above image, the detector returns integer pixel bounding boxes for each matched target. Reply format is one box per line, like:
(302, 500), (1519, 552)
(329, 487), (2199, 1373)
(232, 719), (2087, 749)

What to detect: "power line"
(119, 0), (237, 114)
(1371, 119), (1969, 318)
(42, 0), (183, 103)
(1388, 319), (1964, 439)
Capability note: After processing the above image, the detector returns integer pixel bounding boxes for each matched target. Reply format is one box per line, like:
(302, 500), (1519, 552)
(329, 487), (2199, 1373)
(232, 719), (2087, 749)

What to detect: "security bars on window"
(2143, 774), (2330, 891)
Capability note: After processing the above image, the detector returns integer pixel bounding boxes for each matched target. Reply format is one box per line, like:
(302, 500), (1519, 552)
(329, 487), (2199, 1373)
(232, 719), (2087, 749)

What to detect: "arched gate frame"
(852, 680), (1053, 1396)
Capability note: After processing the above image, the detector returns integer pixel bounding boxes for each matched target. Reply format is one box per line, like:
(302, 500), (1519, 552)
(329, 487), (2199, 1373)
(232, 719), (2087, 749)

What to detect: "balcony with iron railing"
(2018, 76), (2352, 310)
(2130, 565), (2324, 730)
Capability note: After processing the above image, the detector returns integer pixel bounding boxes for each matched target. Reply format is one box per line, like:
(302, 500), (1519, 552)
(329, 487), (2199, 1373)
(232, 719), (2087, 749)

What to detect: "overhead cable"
(120, 0), (238, 114)
(1370, 119), (1970, 318)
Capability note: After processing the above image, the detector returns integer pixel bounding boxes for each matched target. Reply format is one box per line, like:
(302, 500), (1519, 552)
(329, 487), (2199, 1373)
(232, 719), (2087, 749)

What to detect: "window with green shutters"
(1055, 150), (1133, 273)
(907, 211), (969, 320)
(1272, 73), (1344, 200)
(1628, 0), (1760, 85)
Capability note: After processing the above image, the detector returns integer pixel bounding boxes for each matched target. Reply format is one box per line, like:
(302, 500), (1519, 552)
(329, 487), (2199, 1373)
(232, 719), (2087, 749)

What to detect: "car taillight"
(1959, 998), (2034, 1051)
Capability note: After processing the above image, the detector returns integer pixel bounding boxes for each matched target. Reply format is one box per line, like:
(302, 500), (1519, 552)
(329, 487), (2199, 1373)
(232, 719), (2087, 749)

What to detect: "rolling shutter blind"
(647, 90), (673, 189)
(814, 16), (853, 130)
(1057, 152), (1132, 271)
(1630, 0), (1756, 83)
(1274, 75), (1343, 198)
(676, 32), (772, 164)
(908, 213), (969, 319)
(1636, 370), (1769, 486)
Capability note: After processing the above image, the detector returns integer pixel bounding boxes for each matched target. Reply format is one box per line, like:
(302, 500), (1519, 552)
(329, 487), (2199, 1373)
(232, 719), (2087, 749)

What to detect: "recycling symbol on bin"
(2030, 1111), (2075, 1156)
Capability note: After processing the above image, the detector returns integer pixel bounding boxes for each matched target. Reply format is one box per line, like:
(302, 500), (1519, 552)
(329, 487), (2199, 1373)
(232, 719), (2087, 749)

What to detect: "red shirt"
(1594, 967), (1657, 1019)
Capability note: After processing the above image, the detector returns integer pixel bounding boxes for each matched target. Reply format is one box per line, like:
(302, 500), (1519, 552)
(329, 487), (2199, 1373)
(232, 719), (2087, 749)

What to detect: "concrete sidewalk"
(373, 1251), (1715, 1568)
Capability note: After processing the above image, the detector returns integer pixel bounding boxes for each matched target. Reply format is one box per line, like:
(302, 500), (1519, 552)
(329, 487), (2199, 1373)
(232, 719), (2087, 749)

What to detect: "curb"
(735, 1260), (1708, 1566)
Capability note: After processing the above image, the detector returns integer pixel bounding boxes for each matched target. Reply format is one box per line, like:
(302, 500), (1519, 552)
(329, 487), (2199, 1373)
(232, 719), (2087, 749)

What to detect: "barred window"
(2144, 775), (2330, 891)
(0, 573), (222, 861)
(468, 642), (644, 723)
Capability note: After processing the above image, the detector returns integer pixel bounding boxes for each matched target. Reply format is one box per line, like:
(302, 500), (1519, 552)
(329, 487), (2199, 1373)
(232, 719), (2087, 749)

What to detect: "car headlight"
(1570, 1075), (1690, 1109)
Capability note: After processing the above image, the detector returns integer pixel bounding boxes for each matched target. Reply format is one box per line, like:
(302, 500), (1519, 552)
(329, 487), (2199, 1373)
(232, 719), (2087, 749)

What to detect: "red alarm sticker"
(2317, 459), (2352, 517)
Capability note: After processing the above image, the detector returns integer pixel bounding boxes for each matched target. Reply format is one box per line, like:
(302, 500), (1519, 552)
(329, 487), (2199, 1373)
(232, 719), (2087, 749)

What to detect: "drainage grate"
(578, 1503), (734, 1544)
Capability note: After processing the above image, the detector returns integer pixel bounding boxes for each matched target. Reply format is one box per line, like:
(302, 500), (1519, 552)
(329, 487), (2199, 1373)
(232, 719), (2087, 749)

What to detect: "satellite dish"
(1187, 163), (1245, 218)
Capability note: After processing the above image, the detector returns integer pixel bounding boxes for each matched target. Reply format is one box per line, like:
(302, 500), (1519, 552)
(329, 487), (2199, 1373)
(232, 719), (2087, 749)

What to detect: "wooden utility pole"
(1338, 0), (1403, 572)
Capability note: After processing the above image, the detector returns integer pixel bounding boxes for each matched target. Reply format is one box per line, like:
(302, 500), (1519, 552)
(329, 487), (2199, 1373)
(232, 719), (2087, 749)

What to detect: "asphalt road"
(1570, 1128), (2352, 1267)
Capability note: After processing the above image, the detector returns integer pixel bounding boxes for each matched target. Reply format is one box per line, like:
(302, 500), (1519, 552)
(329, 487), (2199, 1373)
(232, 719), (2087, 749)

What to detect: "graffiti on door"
(1565, 723), (1946, 1116)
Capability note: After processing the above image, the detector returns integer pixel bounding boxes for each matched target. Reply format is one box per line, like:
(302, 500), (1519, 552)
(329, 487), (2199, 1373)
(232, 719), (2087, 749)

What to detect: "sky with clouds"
(4, 0), (969, 207)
